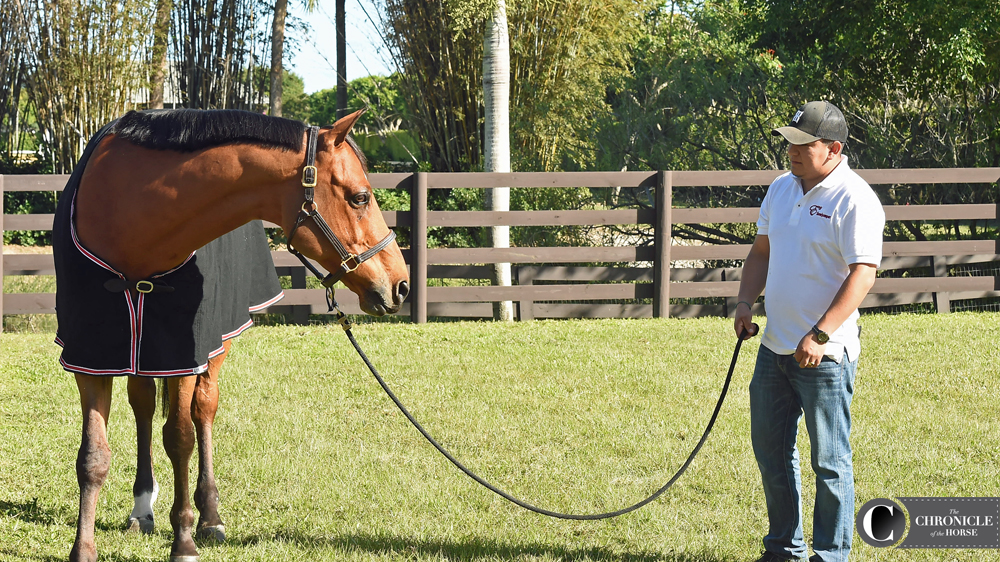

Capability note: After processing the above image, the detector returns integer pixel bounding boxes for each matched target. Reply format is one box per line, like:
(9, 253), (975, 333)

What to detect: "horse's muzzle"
(361, 280), (408, 316)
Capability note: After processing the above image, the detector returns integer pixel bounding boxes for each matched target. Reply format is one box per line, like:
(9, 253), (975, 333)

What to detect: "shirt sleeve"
(838, 190), (885, 267)
(756, 180), (775, 236)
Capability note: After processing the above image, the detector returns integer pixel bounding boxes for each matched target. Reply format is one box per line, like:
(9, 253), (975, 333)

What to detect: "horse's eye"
(350, 191), (370, 207)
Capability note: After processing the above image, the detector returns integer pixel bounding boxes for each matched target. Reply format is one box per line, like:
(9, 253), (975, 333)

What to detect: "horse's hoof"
(125, 515), (154, 535)
(169, 557), (199, 562)
(196, 524), (226, 543)
(69, 541), (98, 562)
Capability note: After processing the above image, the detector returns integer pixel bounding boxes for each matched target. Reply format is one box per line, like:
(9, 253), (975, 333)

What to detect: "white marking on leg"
(129, 478), (158, 527)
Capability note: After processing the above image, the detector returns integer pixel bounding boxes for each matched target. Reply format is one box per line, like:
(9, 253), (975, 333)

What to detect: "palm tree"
(483, 0), (513, 321)
(336, 0), (347, 118)
(149, 0), (173, 109)
(270, 0), (318, 117)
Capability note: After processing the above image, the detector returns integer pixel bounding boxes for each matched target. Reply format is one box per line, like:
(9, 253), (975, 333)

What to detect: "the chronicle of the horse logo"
(809, 204), (831, 219)
(856, 497), (1000, 549)
(792, 110), (803, 123)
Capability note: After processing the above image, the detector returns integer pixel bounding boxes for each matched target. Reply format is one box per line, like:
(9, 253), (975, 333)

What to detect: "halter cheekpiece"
(286, 126), (396, 293)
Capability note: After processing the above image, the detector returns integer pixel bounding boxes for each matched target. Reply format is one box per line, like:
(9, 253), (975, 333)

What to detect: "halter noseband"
(287, 126), (396, 290)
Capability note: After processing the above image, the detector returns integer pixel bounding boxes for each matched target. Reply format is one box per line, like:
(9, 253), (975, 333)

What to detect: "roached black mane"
(113, 109), (308, 153)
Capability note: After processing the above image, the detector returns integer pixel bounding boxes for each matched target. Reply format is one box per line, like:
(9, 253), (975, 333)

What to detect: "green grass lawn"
(0, 314), (997, 561)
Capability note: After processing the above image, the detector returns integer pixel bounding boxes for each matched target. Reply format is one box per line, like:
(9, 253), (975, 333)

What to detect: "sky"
(286, 0), (395, 94)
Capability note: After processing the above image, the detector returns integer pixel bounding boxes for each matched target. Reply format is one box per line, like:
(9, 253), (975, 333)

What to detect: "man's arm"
(734, 235), (769, 339)
(794, 262), (877, 367)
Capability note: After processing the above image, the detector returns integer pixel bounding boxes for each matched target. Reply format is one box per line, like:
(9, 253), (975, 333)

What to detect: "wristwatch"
(811, 324), (830, 344)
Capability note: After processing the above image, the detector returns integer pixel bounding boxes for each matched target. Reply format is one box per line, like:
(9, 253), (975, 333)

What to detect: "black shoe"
(753, 552), (804, 562)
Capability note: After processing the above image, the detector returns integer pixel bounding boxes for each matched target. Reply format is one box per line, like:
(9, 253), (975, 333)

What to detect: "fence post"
(517, 266), (535, 321)
(411, 172), (428, 323)
(290, 267), (309, 324)
(653, 170), (672, 318)
(932, 256), (950, 313)
(0, 175), (4, 332)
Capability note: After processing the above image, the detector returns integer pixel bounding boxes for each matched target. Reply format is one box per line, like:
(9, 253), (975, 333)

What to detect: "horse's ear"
(329, 109), (366, 146)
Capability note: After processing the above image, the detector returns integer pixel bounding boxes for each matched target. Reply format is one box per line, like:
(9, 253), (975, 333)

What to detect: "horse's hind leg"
(70, 374), (114, 562)
(164, 375), (200, 561)
(126, 375), (158, 534)
(193, 341), (229, 542)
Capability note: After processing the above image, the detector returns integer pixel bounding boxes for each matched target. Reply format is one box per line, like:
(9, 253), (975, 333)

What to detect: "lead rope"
(319, 286), (758, 520)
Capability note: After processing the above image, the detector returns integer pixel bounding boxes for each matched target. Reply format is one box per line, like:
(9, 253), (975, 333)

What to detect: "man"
(734, 101), (885, 562)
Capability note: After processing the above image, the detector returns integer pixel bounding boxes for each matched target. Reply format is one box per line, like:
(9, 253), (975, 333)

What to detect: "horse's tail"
(158, 379), (169, 418)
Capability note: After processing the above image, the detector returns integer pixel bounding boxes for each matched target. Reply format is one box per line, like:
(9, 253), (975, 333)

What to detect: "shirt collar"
(796, 155), (850, 194)
(812, 155), (850, 191)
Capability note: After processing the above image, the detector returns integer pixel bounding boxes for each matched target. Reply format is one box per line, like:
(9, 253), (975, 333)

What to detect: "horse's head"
(286, 110), (409, 316)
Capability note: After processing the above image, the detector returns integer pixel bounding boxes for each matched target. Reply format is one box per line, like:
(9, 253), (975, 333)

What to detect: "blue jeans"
(750, 345), (857, 562)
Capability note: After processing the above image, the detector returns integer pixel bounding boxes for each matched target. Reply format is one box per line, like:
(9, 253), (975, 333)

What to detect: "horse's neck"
(74, 139), (303, 280)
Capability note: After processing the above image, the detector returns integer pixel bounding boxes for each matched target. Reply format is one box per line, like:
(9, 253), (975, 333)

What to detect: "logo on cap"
(792, 110), (803, 124)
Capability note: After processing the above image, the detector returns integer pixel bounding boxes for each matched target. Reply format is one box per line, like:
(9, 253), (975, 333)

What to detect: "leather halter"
(287, 126), (396, 290)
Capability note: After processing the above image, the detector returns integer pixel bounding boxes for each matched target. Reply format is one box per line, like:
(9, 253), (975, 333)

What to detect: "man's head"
(773, 101), (847, 188)
(772, 101), (848, 145)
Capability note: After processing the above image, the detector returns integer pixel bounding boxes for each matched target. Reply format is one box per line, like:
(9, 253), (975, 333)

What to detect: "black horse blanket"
(53, 122), (284, 377)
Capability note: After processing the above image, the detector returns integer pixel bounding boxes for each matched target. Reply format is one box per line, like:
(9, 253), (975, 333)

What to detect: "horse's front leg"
(164, 375), (200, 562)
(193, 341), (229, 542)
(126, 375), (158, 534)
(70, 374), (114, 562)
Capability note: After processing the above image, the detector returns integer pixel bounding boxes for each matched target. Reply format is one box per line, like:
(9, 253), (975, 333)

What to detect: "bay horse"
(52, 108), (409, 562)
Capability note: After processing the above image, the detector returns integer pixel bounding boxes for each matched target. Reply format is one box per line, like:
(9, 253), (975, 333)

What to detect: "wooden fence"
(3, 169), (999, 329)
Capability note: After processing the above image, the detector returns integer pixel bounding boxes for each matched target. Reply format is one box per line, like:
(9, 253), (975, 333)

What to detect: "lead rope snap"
(324, 285), (352, 331)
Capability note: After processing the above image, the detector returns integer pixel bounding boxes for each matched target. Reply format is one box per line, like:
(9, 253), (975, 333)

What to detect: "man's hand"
(794, 332), (826, 368)
(793, 262), (876, 369)
(734, 305), (757, 340)
(734, 235), (769, 340)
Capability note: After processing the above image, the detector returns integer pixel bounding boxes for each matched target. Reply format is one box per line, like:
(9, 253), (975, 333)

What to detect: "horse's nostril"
(395, 280), (410, 302)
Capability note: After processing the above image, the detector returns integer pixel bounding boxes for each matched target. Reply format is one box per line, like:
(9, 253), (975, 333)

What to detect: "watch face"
(813, 326), (829, 343)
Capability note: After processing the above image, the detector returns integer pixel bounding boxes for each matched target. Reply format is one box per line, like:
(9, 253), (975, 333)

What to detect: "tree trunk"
(336, 0), (348, 118)
(483, 0), (513, 321)
(269, 0), (288, 117)
(149, 0), (173, 109)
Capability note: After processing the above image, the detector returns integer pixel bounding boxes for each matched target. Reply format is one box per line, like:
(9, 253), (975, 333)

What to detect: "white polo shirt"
(757, 156), (884, 362)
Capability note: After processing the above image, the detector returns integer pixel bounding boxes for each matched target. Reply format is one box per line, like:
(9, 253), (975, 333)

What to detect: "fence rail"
(3, 169), (999, 328)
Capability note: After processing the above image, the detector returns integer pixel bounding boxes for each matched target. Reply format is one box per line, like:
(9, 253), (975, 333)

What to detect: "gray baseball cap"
(772, 101), (848, 144)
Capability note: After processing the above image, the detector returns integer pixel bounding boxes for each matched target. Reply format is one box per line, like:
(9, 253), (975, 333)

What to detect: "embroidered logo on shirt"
(809, 205), (832, 219)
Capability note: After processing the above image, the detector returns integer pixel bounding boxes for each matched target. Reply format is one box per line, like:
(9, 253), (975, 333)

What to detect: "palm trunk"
(483, 0), (513, 321)
(269, 0), (288, 117)
(149, 0), (173, 109)
(336, 0), (348, 118)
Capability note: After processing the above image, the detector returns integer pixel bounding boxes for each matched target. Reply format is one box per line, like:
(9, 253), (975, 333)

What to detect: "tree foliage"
(379, 0), (483, 172)
(740, 0), (1000, 175)
(0, 7), (32, 163)
(596, 0), (999, 245)
(4, 0), (998, 251)
(508, 0), (640, 171)
(170, 0), (272, 110)
(10, 0), (156, 173)
(2, 0), (275, 245)
(378, 0), (645, 173)
(2, 0), (156, 244)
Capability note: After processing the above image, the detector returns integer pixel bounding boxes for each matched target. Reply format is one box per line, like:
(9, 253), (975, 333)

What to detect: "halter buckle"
(302, 165), (318, 188)
(342, 253), (361, 273)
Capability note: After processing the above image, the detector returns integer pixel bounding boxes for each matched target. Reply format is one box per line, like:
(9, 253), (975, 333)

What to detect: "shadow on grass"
(1, 550), (163, 562)
(0, 497), (65, 526)
(229, 529), (732, 561)
(0, 497), (172, 561)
